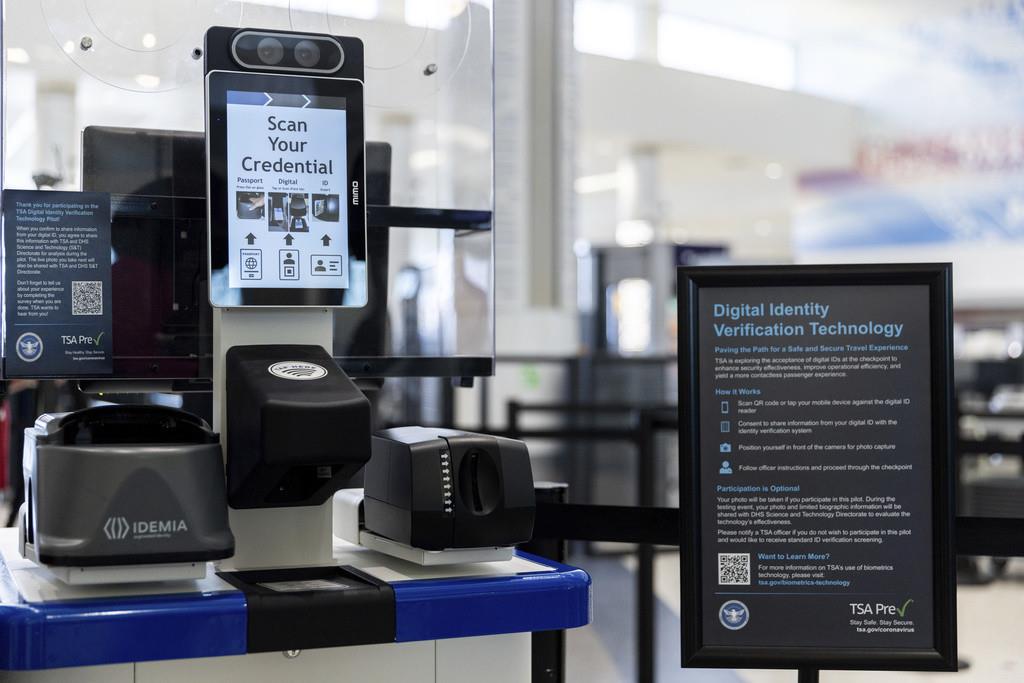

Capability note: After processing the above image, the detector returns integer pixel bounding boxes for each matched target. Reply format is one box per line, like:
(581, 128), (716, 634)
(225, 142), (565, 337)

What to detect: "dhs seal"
(719, 600), (749, 630)
(15, 332), (43, 363)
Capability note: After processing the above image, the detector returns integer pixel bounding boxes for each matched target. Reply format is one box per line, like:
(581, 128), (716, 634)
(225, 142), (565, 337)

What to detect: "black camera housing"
(204, 26), (363, 80)
(225, 345), (371, 509)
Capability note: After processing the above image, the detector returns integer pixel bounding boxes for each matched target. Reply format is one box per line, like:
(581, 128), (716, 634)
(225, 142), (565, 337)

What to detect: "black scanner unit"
(21, 405), (234, 567)
(364, 427), (535, 550)
(226, 344), (371, 508)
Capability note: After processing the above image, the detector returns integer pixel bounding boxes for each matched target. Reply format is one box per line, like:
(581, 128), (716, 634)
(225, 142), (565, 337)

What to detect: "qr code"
(71, 281), (103, 316)
(718, 553), (750, 585)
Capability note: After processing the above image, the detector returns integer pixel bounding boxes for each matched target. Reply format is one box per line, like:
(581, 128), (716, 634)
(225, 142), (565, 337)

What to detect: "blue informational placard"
(677, 264), (957, 672)
(3, 190), (113, 377)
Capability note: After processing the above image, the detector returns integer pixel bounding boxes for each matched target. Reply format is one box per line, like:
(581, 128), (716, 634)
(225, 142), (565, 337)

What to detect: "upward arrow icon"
(284, 234), (295, 246)
(245, 233), (256, 245)
(321, 234), (331, 247)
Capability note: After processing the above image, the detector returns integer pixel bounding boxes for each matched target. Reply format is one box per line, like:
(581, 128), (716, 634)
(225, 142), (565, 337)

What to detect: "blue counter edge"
(0, 551), (591, 670)
(0, 591), (248, 670)
(392, 551), (593, 642)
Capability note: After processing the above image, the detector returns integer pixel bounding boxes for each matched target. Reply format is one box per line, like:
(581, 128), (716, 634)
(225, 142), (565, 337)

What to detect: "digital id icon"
(240, 249), (262, 280)
(279, 250), (300, 280)
(311, 254), (343, 276)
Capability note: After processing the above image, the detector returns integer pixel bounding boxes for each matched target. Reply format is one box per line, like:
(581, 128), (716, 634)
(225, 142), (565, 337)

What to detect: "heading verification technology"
(710, 302), (904, 338)
(712, 321), (903, 338)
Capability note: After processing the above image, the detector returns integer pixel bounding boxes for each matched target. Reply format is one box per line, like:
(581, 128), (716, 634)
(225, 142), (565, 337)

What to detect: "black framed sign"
(678, 264), (956, 671)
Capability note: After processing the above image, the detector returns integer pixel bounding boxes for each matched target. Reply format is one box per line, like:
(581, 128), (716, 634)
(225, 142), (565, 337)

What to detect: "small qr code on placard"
(718, 553), (750, 585)
(71, 281), (103, 316)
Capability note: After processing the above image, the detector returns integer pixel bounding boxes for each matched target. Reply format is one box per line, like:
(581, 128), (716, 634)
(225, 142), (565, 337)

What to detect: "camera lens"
(256, 37), (284, 65)
(294, 40), (321, 68)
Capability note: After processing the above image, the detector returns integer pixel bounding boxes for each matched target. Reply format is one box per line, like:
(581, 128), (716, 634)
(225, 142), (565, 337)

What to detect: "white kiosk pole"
(212, 307), (336, 570)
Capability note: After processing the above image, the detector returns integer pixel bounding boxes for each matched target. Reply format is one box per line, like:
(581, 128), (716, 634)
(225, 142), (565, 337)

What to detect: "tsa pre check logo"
(15, 332), (43, 362)
(719, 600), (750, 630)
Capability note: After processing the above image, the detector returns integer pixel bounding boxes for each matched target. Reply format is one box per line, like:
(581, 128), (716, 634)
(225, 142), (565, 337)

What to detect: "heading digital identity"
(712, 302), (905, 339)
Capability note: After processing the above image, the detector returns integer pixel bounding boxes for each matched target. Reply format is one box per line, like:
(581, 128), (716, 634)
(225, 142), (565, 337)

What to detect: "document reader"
(19, 405), (234, 583)
(364, 427), (535, 551)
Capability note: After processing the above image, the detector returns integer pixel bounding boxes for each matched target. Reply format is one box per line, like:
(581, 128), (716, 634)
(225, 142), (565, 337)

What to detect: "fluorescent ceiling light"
(406, 0), (468, 29)
(410, 149), (440, 170)
(134, 73), (161, 89)
(574, 0), (637, 60)
(7, 48), (30, 64)
(615, 219), (654, 247)
(575, 172), (620, 194)
(330, 0), (380, 19)
(615, 278), (653, 353)
(657, 14), (796, 91)
(245, 0), (379, 19)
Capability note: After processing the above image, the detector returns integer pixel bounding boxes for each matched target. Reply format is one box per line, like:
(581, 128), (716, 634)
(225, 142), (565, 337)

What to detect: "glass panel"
(3, 0), (494, 379)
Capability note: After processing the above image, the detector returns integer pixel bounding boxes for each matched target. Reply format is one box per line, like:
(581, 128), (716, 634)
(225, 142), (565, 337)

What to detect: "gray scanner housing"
(21, 405), (234, 567)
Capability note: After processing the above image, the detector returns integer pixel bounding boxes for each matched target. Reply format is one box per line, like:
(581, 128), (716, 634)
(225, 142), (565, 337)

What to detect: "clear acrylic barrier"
(2, 0), (494, 380)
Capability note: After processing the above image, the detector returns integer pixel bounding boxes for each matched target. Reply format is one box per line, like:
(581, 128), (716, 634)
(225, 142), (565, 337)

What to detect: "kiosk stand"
(212, 307), (337, 569)
(0, 13), (591, 683)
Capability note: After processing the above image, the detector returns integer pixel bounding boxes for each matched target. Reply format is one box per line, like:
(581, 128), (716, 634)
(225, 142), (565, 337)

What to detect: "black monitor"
(205, 69), (367, 307)
(82, 126), (210, 383)
(80, 126), (391, 384)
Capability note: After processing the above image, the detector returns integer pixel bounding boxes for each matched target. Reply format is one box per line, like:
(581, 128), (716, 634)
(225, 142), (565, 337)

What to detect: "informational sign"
(3, 190), (113, 377)
(226, 90), (349, 290)
(678, 264), (956, 671)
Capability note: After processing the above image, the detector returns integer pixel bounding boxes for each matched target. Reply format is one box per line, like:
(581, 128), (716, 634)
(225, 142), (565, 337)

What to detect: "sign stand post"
(797, 668), (819, 683)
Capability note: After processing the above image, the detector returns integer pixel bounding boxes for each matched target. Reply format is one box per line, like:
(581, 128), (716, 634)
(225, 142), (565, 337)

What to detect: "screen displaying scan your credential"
(227, 90), (349, 289)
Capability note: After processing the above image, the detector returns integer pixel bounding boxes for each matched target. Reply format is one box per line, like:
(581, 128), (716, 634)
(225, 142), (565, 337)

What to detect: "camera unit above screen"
(231, 30), (345, 74)
(205, 26), (363, 80)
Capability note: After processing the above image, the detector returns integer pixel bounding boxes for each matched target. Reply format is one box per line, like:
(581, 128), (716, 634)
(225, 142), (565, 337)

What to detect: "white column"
(616, 146), (660, 243)
(212, 308), (337, 571)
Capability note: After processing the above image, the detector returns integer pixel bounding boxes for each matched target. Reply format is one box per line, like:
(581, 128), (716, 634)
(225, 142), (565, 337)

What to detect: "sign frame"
(678, 263), (956, 671)
(2, 189), (114, 379)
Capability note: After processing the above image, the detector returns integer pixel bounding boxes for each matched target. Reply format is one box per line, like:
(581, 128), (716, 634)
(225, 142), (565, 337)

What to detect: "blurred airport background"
(6, 1), (1024, 681)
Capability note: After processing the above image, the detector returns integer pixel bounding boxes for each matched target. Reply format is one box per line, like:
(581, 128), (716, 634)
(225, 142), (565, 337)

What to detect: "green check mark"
(94, 332), (105, 347)
(895, 599), (914, 618)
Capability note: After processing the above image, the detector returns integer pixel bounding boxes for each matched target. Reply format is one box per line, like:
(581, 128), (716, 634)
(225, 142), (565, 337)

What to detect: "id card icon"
(311, 254), (343, 276)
